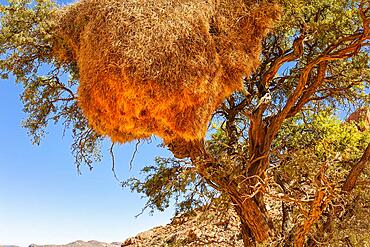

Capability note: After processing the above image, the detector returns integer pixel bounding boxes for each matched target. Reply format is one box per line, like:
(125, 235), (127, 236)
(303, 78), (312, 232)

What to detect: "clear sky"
(0, 78), (173, 247)
(0, 1), (174, 246)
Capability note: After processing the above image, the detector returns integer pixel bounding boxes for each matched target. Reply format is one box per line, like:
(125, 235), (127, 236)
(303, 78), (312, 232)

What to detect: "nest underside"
(53, 0), (280, 143)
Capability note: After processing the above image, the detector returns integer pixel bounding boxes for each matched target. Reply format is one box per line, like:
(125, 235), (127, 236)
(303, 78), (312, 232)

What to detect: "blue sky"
(0, 79), (174, 246)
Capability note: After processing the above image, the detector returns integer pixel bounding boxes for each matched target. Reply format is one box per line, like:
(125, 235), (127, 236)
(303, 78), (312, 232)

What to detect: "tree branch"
(293, 165), (334, 247)
(342, 143), (370, 192)
(287, 62), (328, 117)
(261, 35), (305, 89)
(268, 13), (369, 139)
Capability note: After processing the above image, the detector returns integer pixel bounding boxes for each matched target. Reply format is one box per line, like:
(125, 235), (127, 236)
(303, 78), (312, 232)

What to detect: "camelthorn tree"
(1, 0), (369, 246)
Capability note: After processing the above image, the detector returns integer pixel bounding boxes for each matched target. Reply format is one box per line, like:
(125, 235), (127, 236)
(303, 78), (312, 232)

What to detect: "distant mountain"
(29, 240), (121, 247)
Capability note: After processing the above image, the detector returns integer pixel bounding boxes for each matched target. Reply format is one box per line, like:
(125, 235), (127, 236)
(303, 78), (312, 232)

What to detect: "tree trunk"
(231, 194), (271, 245)
(168, 139), (272, 246)
(229, 152), (272, 245)
(293, 189), (332, 247)
(239, 217), (256, 247)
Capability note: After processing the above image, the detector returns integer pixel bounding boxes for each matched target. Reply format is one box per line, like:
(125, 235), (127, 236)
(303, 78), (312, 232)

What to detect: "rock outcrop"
(346, 107), (370, 131)
(122, 206), (243, 247)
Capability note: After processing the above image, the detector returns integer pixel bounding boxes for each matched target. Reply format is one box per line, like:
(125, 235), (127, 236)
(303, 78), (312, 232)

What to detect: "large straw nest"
(53, 0), (280, 144)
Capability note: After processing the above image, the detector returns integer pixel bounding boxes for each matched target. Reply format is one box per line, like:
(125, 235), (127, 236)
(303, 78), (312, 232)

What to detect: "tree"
(1, 0), (369, 246)
(131, 113), (370, 246)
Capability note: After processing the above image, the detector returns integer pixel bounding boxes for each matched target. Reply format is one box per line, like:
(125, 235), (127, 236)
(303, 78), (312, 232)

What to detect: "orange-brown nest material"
(53, 0), (280, 144)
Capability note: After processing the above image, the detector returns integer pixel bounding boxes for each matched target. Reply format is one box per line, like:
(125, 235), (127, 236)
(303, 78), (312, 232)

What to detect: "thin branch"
(129, 140), (141, 170)
(110, 142), (122, 184)
(50, 97), (75, 103)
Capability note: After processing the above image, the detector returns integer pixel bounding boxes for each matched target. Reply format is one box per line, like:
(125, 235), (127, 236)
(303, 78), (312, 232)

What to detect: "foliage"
(125, 157), (218, 215)
(0, 0), (102, 170)
(271, 112), (370, 245)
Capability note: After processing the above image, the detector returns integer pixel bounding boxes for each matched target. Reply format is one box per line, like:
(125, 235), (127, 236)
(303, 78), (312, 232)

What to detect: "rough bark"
(293, 189), (332, 247)
(239, 218), (256, 247)
(342, 143), (370, 192)
(231, 193), (270, 243)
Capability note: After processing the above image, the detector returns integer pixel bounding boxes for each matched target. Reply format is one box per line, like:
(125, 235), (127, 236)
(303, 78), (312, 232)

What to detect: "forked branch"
(268, 7), (369, 138)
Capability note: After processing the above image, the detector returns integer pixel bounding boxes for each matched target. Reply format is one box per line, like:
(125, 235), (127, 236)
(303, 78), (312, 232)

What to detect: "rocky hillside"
(122, 206), (243, 247)
(30, 241), (121, 247)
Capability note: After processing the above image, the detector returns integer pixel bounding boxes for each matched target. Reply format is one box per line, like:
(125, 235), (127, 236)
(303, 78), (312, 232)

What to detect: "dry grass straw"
(53, 0), (280, 144)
